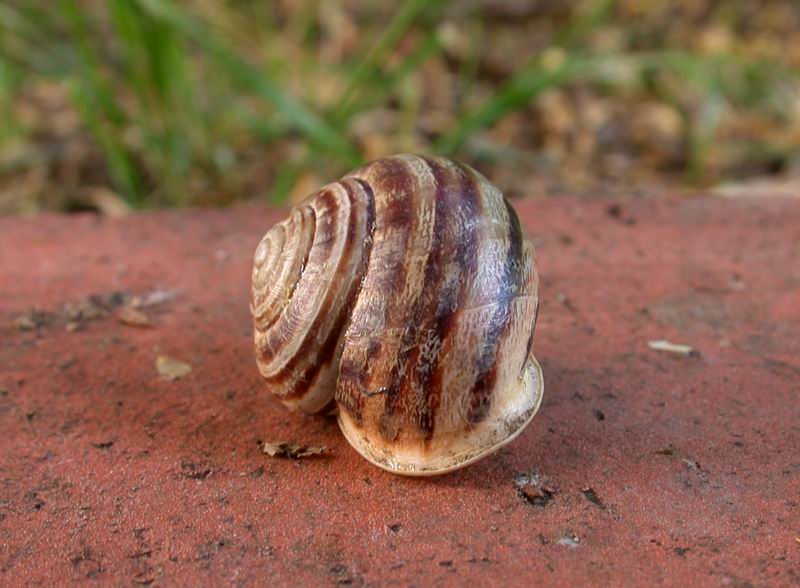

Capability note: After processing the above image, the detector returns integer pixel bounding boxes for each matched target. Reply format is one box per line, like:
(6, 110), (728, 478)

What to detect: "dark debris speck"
(515, 472), (556, 508)
(180, 461), (213, 480)
(581, 487), (606, 509)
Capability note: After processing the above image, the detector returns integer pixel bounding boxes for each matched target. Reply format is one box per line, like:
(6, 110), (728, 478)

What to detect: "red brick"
(1, 198), (799, 585)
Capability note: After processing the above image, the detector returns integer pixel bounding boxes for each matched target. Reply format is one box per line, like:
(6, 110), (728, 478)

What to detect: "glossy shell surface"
(251, 154), (542, 475)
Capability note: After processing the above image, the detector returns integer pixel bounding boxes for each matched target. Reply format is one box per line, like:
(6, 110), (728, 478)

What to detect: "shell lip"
(337, 355), (545, 477)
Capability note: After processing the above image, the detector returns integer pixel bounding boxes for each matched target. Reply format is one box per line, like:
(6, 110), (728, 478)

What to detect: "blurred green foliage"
(0, 0), (798, 211)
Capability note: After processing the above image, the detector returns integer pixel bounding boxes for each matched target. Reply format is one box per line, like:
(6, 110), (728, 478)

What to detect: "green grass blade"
(434, 0), (617, 156)
(108, 0), (200, 204)
(69, 81), (145, 206)
(329, 0), (449, 125)
(0, 4), (75, 76)
(0, 56), (22, 142)
(435, 56), (593, 155)
(333, 29), (443, 127)
(268, 159), (305, 204)
(134, 0), (360, 166)
(58, 0), (127, 124)
(554, 0), (618, 47)
(59, 0), (145, 205)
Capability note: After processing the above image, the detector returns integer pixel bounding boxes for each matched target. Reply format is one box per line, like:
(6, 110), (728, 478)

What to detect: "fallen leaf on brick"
(262, 441), (327, 459)
(118, 306), (151, 327)
(156, 355), (192, 381)
(647, 339), (698, 356)
(14, 314), (39, 331)
(130, 289), (178, 309)
(63, 298), (107, 322)
(13, 310), (51, 331)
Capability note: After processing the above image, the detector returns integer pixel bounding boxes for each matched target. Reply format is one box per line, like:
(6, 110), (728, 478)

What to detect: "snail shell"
(251, 154), (543, 475)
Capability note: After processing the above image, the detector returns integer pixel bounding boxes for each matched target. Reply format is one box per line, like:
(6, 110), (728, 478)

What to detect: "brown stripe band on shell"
(252, 154), (542, 475)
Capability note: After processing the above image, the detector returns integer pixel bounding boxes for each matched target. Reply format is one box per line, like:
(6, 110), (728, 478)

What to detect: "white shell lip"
(337, 355), (544, 477)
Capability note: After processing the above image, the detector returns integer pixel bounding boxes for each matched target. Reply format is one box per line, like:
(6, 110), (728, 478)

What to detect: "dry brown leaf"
(14, 314), (39, 331)
(156, 355), (192, 381)
(130, 289), (178, 309)
(63, 298), (107, 322)
(647, 339), (698, 357)
(262, 441), (327, 459)
(118, 307), (151, 327)
(86, 187), (131, 217)
(13, 309), (54, 331)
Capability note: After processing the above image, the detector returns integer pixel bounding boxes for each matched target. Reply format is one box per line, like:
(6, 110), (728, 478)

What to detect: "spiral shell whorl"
(251, 178), (375, 413)
(252, 154), (542, 474)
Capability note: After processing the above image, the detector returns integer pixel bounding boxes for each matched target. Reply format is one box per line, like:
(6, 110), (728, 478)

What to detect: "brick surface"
(1, 198), (799, 586)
